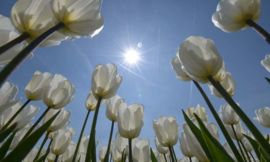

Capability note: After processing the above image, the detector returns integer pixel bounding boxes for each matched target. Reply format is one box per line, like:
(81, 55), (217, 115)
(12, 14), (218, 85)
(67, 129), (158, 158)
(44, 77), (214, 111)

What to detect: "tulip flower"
(9, 132), (20, 150)
(186, 104), (208, 122)
(261, 54), (270, 73)
(99, 146), (107, 162)
(242, 138), (253, 152)
(177, 36), (223, 83)
(0, 103), (39, 130)
(78, 135), (98, 153)
(0, 82), (21, 115)
(178, 157), (199, 162)
(154, 136), (168, 154)
(179, 131), (193, 158)
(219, 103), (240, 125)
(225, 121), (245, 140)
(212, 61), (227, 82)
(77, 153), (86, 162)
(209, 72), (236, 98)
(111, 141), (121, 162)
(223, 143), (236, 161)
(132, 139), (150, 162)
(91, 63), (122, 99)
(106, 95), (125, 122)
(23, 147), (46, 162)
(25, 71), (52, 101)
(253, 107), (270, 128)
(85, 90), (106, 111)
(115, 132), (138, 156)
(61, 141), (77, 162)
(170, 57), (191, 82)
(158, 153), (170, 162)
(47, 151), (57, 162)
(19, 123), (41, 141)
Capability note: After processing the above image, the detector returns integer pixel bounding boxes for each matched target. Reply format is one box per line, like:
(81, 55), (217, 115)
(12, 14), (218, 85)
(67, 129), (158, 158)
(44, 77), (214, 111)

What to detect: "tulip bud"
(154, 136), (168, 154)
(177, 36), (223, 83)
(212, 0), (261, 32)
(111, 141), (121, 162)
(253, 107), (270, 128)
(99, 146), (107, 162)
(261, 54), (270, 73)
(115, 132), (138, 155)
(23, 147), (46, 162)
(219, 103), (239, 125)
(225, 121), (245, 140)
(25, 71), (52, 101)
(132, 139), (150, 162)
(9, 132), (20, 150)
(85, 90), (106, 111)
(43, 74), (76, 109)
(186, 104), (208, 122)
(242, 138), (253, 152)
(179, 131), (193, 157)
(43, 108), (71, 132)
(78, 135), (98, 153)
(62, 141), (77, 162)
(153, 116), (179, 147)
(106, 95), (124, 122)
(91, 63), (122, 99)
(0, 82), (21, 115)
(171, 57), (191, 82)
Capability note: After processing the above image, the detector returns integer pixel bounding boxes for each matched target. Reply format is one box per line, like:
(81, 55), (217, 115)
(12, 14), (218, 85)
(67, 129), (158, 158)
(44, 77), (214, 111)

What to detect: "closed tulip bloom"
(43, 108), (71, 132)
(154, 136), (168, 154)
(9, 132), (20, 150)
(91, 63), (122, 99)
(0, 82), (21, 115)
(253, 107), (270, 128)
(106, 95), (124, 121)
(158, 153), (170, 162)
(225, 121), (245, 140)
(212, 61), (227, 82)
(242, 138), (253, 152)
(186, 104), (208, 122)
(219, 103), (239, 125)
(19, 123), (41, 141)
(77, 153), (86, 162)
(261, 54), (270, 73)
(99, 146), (107, 162)
(177, 36), (223, 84)
(209, 72), (236, 98)
(178, 157), (199, 162)
(25, 71), (52, 101)
(115, 132), (138, 155)
(85, 90), (106, 111)
(179, 131), (193, 157)
(78, 135), (98, 153)
(0, 103), (39, 130)
(43, 74), (76, 109)
(47, 151), (57, 162)
(171, 57), (191, 82)
(111, 141), (121, 162)
(132, 139), (150, 162)
(51, 127), (75, 155)
(23, 147), (46, 162)
(62, 141), (76, 162)
(212, 0), (261, 33)
(153, 116), (179, 147)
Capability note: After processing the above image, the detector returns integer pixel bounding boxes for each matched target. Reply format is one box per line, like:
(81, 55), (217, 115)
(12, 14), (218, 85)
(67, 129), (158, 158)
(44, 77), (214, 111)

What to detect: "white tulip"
(78, 135), (98, 153)
(0, 82), (21, 115)
(132, 139), (150, 162)
(171, 57), (191, 82)
(261, 54), (270, 73)
(153, 116), (179, 147)
(47, 151), (57, 162)
(9, 132), (20, 150)
(106, 95), (124, 122)
(154, 136), (168, 154)
(43, 74), (76, 109)
(178, 157), (199, 162)
(111, 141), (121, 162)
(212, 61), (227, 82)
(43, 108), (70, 132)
(91, 63), (122, 99)
(25, 71), (52, 101)
(19, 123), (41, 141)
(77, 153), (86, 162)
(118, 103), (144, 139)
(212, 0), (261, 32)
(0, 103), (39, 130)
(115, 131), (138, 155)
(225, 121), (245, 140)
(85, 90), (106, 111)
(179, 131), (193, 157)
(186, 104), (208, 122)
(242, 138), (253, 152)
(62, 141), (77, 162)
(219, 103), (239, 125)
(177, 36), (223, 83)
(158, 153), (170, 162)
(253, 107), (270, 128)
(223, 143), (236, 161)
(99, 146), (107, 162)
(23, 147), (46, 162)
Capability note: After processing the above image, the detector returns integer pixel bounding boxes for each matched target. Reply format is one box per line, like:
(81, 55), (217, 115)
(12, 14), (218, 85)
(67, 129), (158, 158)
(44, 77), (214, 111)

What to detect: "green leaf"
(77, 155), (81, 162)
(150, 148), (158, 162)
(259, 146), (270, 162)
(1, 110), (60, 162)
(194, 114), (234, 162)
(0, 123), (17, 143)
(121, 149), (126, 162)
(182, 110), (214, 162)
(243, 135), (261, 160)
(0, 130), (17, 160)
(265, 77), (270, 84)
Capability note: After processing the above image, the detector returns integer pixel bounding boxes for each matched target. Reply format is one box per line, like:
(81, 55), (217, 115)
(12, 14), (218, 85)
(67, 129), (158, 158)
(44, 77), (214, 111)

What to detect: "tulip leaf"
(1, 111), (60, 162)
(265, 77), (270, 84)
(194, 114), (234, 162)
(259, 146), (270, 162)
(182, 110), (214, 162)
(0, 123), (17, 143)
(0, 130), (17, 160)
(121, 148), (126, 162)
(243, 134), (261, 160)
(150, 148), (158, 162)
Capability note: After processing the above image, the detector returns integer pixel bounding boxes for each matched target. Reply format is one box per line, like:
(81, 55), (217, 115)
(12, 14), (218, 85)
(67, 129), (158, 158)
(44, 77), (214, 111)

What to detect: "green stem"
(22, 107), (51, 140)
(128, 139), (133, 162)
(193, 80), (244, 162)
(172, 147), (177, 162)
(85, 97), (102, 162)
(189, 157), (192, 162)
(0, 99), (31, 132)
(246, 19), (270, 44)
(0, 32), (30, 55)
(33, 132), (49, 161)
(163, 154), (168, 162)
(249, 152), (256, 162)
(168, 147), (175, 162)
(240, 140), (251, 162)
(207, 75), (270, 155)
(54, 155), (59, 162)
(72, 110), (91, 162)
(104, 121), (115, 162)
(0, 22), (64, 87)
(231, 125), (247, 162)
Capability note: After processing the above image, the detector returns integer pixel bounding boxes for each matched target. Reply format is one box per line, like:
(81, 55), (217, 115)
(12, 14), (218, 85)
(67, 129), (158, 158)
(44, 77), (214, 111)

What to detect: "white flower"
(19, 123), (41, 141)
(106, 95), (124, 122)
(111, 141), (121, 162)
(171, 57), (191, 82)
(9, 132), (20, 150)
(219, 103), (239, 125)
(62, 141), (77, 162)
(78, 135), (98, 153)
(115, 131), (138, 155)
(186, 104), (208, 122)
(261, 54), (270, 73)
(178, 157), (199, 162)
(253, 107), (270, 128)
(99, 146), (107, 162)
(179, 131), (193, 157)
(85, 90), (106, 111)
(23, 147), (46, 162)
(223, 143), (236, 161)
(225, 121), (245, 140)
(132, 139), (150, 162)
(154, 136), (168, 154)
(43, 108), (70, 132)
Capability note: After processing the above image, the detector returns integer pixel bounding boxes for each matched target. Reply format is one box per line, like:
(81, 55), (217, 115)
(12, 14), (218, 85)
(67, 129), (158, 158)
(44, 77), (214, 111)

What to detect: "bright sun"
(124, 49), (140, 64)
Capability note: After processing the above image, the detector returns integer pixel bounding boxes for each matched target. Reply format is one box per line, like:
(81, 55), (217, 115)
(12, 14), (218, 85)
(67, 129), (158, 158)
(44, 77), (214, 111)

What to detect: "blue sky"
(1, 0), (270, 159)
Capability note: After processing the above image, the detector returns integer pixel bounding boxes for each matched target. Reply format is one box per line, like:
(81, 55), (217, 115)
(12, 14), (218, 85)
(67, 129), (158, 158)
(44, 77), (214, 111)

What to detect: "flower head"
(253, 107), (270, 128)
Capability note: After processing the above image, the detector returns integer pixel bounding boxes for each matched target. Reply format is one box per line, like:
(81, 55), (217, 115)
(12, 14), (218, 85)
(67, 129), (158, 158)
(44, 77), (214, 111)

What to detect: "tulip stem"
(231, 125), (246, 162)
(42, 139), (53, 162)
(249, 152), (256, 162)
(104, 121), (115, 162)
(34, 132), (49, 161)
(189, 157), (192, 162)
(86, 97), (102, 162)
(54, 155), (59, 162)
(168, 147), (175, 162)
(246, 19), (270, 44)
(163, 154), (168, 162)
(0, 22), (65, 87)
(240, 140), (251, 162)
(72, 110), (91, 162)
(21, 107), (51, 141)
(172, 147), (177, 161)
(0, 99), (31, 132)
(0, 32), (30, 55)
(193, 80), (244, 162)
(207, 75), (270, 155)
(128, 139), (133, 162)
